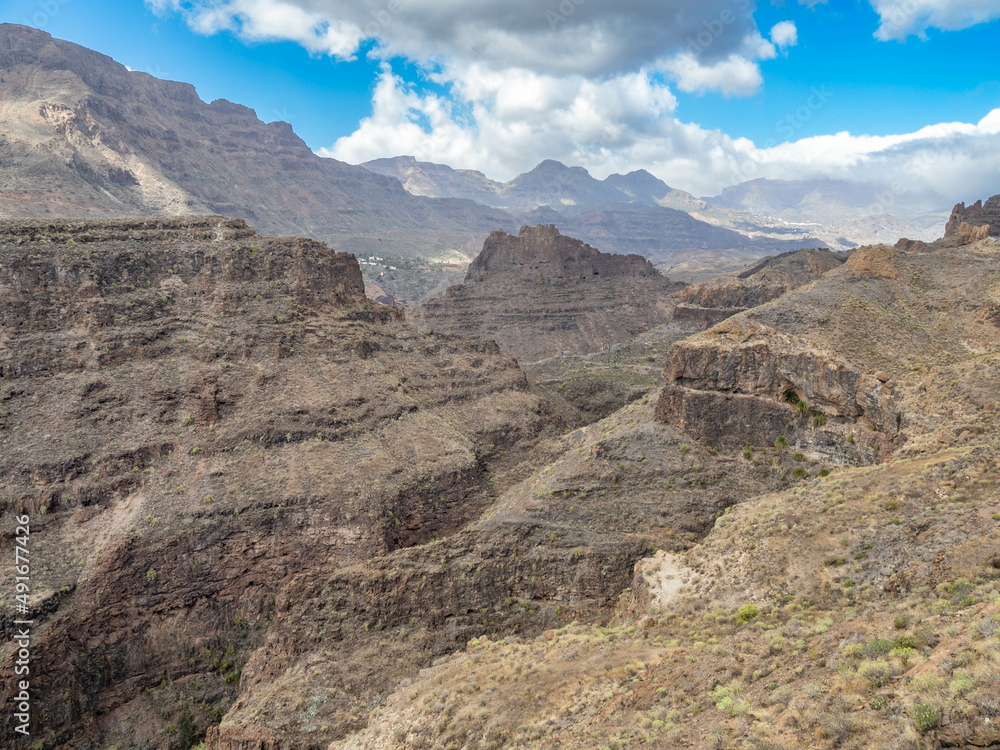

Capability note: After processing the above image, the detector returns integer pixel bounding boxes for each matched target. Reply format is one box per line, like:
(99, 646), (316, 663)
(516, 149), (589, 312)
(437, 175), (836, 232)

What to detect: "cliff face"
(670, 247), (848, 329)
(466, 224), (659, 282)
(0, 217), (569, 748)
(412, 226), (683, 364)
(656, 235), (1000, 464)
(944, 194), (1000, 239)
(0, 24), (514, 259)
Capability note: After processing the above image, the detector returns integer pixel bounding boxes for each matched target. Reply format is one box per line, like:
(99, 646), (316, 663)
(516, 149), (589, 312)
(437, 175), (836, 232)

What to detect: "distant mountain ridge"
(362, 156), (707, 214)
(0, 23), (515, 260)
(0, 24), (824, 274)
(363, 157), (949, 253)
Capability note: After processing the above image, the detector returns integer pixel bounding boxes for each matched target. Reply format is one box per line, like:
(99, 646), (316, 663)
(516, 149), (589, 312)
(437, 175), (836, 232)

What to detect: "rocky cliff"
(656, 235), (1000, 465)
(0, 216), (569, 748)
(465, 224), (659, 282)
(0, 24), (515, 259)
(412, 226), (684, 364)
(945, 194), (1000, 239)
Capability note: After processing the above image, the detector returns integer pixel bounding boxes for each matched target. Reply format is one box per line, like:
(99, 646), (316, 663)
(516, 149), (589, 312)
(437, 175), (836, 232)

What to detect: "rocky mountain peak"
(945, 194), (1000, 239)
(466, 224), (658, 283)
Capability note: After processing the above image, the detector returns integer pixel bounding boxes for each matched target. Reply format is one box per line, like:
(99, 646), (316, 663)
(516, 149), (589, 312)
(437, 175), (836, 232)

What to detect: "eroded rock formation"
(944, 194), (1000, 239)
(412, 226), (683, 364)
(0, 217), (566, 748)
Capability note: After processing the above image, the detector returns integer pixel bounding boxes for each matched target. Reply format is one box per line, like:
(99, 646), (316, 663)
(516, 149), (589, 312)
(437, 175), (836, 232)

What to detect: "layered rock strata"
(412, 225), (684, 364)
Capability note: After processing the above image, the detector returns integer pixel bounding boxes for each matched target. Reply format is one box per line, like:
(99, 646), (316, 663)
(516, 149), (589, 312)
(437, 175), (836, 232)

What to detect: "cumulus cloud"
(869, 0), (1000, 40)
(149, 0), (767, 76)
(149, 0), (1000, 209)
(770, 20), (798, 48)
(326, 66), (1000, 207)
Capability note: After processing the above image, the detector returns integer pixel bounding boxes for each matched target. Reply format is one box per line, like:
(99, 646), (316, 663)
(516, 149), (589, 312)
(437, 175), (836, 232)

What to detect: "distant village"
(357, 255), (397, 274)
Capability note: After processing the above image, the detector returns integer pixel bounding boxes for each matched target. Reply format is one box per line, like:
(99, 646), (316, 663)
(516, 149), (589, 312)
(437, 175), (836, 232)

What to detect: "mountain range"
(0, 22), (823, 290)
(0, 24), (514, 261)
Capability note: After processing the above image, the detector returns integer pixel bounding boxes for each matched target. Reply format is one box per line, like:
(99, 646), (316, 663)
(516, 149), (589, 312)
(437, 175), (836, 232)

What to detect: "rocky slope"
(657, 232), (1000, 465)
(328, 220), (1000, 750)
(0, 24), (515, 260)
(0, 216), (564, 748)
(411, 225), (684, 365)
(526, 247), (848, 426)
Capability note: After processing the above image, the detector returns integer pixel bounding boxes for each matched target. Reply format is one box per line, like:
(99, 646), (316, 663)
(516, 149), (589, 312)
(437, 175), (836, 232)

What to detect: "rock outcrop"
(656, 231), (1000, 463)
(0, 217), (567, 748)
(467, 224), (660, 282)
(944, 194), (1000, 239)
(412, 226), (684, 364)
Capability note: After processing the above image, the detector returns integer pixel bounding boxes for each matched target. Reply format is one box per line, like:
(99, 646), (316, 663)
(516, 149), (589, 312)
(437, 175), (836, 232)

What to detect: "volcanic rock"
(945, 194), (1000, 238)
(0, 24), (515, 259)
(0, 216), (562, 748)
(411, 225), (684, 364)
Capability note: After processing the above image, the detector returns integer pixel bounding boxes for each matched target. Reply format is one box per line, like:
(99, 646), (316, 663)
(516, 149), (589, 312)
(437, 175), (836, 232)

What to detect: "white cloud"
(149, 0), (1000, 211)
(326, 66), (1000, 209)
(659, 52), (764, 97)
(869, 0), (1000, 40)
(770, 20), (798, 48)
(148, 0), (763, 76)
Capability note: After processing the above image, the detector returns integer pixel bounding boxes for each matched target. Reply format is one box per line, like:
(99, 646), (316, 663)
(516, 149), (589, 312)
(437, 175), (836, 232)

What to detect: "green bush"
(813, 414), (827, 428)
(774, 435), (789, 449)
(864, 639), (895, 659)
(912, 703), (940, 732)
(736, 603), (760, 624)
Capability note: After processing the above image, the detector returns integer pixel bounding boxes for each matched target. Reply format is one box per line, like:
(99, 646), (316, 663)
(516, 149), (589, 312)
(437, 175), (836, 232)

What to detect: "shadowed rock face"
(656, 232), (1000, 465)
(412, 226), (683, 364)
(945, 194), (1000, 238)
(0, 216), (567, 749)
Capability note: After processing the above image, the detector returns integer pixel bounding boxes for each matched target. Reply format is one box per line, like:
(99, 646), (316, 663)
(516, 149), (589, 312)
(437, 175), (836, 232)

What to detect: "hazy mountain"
(0, 24), (516, 260)
(705, 178), (883, 217)
(520, 202), (821, 267)
(700, 177), (948, 245)
(363, 156), (707, 214)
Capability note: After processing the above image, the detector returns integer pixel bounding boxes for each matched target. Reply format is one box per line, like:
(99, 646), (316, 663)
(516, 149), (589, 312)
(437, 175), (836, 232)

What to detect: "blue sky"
(5, 0), (1000, 199)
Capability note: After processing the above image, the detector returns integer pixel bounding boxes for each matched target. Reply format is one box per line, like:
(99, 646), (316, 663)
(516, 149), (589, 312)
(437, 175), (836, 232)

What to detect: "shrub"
(818, 468), (831, 477)
(792, 452), (806, 462)
(736, 603), (760, 624)
(742, 445), (754, 459)
(864, 639), (895, 659)
(795, 400), (809, 413)
(793, 468), (808, 478)
(678, 443), (689, 454)
(774, 435), (789, 449)
(912, 703), (940, 732)
(858, 660), (893, 687)
(783, 389), (799, 403)
(813, 414), (827, 428)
